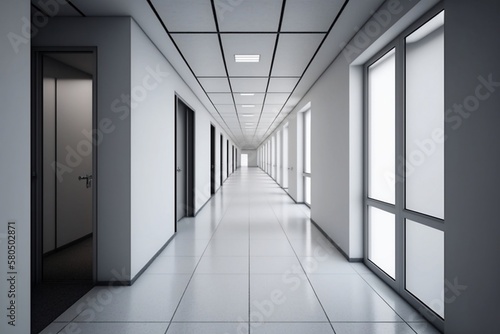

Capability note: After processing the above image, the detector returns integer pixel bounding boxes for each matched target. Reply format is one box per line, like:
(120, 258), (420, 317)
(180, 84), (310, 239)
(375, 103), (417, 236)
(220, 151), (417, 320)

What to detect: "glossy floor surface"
(41, 168), (441, 334)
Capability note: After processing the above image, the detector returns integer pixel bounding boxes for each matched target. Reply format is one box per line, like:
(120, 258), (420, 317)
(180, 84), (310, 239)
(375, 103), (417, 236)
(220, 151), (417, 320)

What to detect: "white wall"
(0, 1), (31, 333)
(130, 22), (175, 277)
(130, 21), (239, 275)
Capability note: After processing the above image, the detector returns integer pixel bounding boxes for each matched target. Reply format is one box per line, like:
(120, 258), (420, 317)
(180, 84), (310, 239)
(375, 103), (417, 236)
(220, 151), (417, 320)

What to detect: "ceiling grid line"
(56, 0), (380, 149)
(146, 0), (242, 146)
(210, 0), (245, 139)
(251, 0), (287, 142)
(65, 0), (86, 17)
(259, 0), (351, 144)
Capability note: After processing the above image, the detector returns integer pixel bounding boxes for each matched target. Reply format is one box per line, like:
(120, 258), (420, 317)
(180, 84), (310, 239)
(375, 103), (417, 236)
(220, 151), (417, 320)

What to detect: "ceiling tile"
(236, 104), (262, 114)
(272, 34), (325, 76)
(268, 77), (299, 92)
(230, 78), (268, 93)
(281, 0), (344, 32)
(263, 104), (282, 116)
(214, 104), (236, 115)
(199, 77), (231, 93)
(171, 34), (226, 77)
(152, 0), (216, 32)
(234, 93), (265, 105)
(265, 93), (289, 105)
(208, 93), (234, 104)
(215, 0), (282, 32)
(221, 34), (276, 77)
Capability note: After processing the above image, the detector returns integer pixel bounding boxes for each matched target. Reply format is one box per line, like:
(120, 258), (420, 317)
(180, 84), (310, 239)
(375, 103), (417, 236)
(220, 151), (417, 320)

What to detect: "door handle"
(177, 167), (182, 172)
(78, 174), (93, 188)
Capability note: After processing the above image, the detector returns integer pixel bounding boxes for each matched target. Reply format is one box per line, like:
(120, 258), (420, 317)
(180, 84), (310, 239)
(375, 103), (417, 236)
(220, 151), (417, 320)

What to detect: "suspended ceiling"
(31, 0), (386, 149)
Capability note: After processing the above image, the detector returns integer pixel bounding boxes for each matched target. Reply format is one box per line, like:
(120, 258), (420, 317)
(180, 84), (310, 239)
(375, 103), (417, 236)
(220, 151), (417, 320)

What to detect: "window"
(303, 109), (311, 206)
(364, 9), (445, 320)
(283, 124), (289, 189)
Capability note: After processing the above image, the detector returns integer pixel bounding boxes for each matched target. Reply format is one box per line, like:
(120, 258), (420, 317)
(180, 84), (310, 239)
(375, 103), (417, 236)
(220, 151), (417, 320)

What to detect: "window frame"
(363, 4), (446, 329)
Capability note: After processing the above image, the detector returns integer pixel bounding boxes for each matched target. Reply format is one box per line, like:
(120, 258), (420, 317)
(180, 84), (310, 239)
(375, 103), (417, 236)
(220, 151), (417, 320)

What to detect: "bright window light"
(235, 54), (260, 63)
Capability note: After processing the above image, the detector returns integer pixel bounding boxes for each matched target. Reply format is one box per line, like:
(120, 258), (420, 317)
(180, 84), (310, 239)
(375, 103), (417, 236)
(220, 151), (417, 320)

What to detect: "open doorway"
(31, 49), (97, 333)
(175, 96), (195, 224)
(241, 154), (249, 167)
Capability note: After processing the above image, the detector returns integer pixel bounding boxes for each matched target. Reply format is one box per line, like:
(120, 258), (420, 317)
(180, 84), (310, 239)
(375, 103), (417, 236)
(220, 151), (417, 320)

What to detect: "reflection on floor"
(32, 236), (93, 334)
(40, 168), (441, 334)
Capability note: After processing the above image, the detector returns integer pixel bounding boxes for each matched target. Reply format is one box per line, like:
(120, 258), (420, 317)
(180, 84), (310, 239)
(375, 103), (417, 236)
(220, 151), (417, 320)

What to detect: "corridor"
(41, 168), (439, 334)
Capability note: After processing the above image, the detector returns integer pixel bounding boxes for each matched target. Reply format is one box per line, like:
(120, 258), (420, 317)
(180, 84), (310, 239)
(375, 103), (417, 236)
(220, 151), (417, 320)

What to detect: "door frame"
(210, 124), (216, 195)
(31, 47), (98, 285)
(220, 134), (223, 185)
(174, 95), (195, 228)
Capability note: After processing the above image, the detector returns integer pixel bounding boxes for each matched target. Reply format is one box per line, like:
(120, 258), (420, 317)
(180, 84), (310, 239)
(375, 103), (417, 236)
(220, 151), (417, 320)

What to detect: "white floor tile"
(173, 274), (248, 321)
(360, 272), (426, 322)
(332, 322), (415, 334)
(159, 239), (210, 257)
(196, 256), (248, 274)
(167, 322), (248, 334)
(250, 239), (295, 257)
(145, 256), (199, 275)
(204, 239), (249, 256)
(250, 322), (334, 334)
(309, 274), (402, 322)
(73, 274), (191, 322)
(64, 322), (169, 334)
(299, 255), (357, 274)
(250, 274), (328, 322)
(250, 256), (303, 275)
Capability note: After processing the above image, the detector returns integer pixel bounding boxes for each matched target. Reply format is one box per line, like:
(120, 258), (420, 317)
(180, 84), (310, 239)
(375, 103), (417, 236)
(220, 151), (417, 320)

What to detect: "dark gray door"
(211, 125), (216, 195)
(176, 101), (186, 221)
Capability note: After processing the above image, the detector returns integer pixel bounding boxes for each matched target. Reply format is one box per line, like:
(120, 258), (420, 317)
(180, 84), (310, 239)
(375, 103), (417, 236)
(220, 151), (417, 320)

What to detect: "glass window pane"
(368, 206), (395, 279)
(406, 219), (444, 318)
(283, 125), (289, 188)
(368, 49), (396, 204)
(304, 109), (311, 174)
(304, 176), (311, 205)
(405, 12), (444, 219)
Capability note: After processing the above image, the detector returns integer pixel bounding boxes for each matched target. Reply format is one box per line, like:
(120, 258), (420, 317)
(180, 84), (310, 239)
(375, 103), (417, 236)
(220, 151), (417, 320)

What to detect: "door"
(55, 79), (93, 249)
(210, 124), (216, 194)
(226, 139), (229, 177)
(176, 100), (187, 220)
(175, 97), (195, 221)
(232, 145), (235, 173)
(32, 50), (96, 334)
(220, 134), (224, 184)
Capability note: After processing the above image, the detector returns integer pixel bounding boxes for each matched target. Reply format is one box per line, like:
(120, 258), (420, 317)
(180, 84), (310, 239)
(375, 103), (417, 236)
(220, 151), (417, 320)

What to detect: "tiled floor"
(40, 168), (441, 334)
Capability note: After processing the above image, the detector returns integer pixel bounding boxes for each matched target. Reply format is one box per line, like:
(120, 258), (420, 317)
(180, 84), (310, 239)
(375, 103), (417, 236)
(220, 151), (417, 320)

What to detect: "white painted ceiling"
(31, 0), (386, 149)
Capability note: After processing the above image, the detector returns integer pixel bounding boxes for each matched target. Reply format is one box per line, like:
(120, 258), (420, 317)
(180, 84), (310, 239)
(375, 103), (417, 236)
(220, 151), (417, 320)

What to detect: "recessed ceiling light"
(240, 93), (255, 96)
(241, 114), (254, 117)
(235, 54), (260, 63)
(245, 123), (254, 125)
(242, 105), (255, 108)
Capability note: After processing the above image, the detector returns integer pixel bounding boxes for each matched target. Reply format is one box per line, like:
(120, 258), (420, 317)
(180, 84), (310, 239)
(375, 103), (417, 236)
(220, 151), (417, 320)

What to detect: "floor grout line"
(164, 171), (240, 334)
